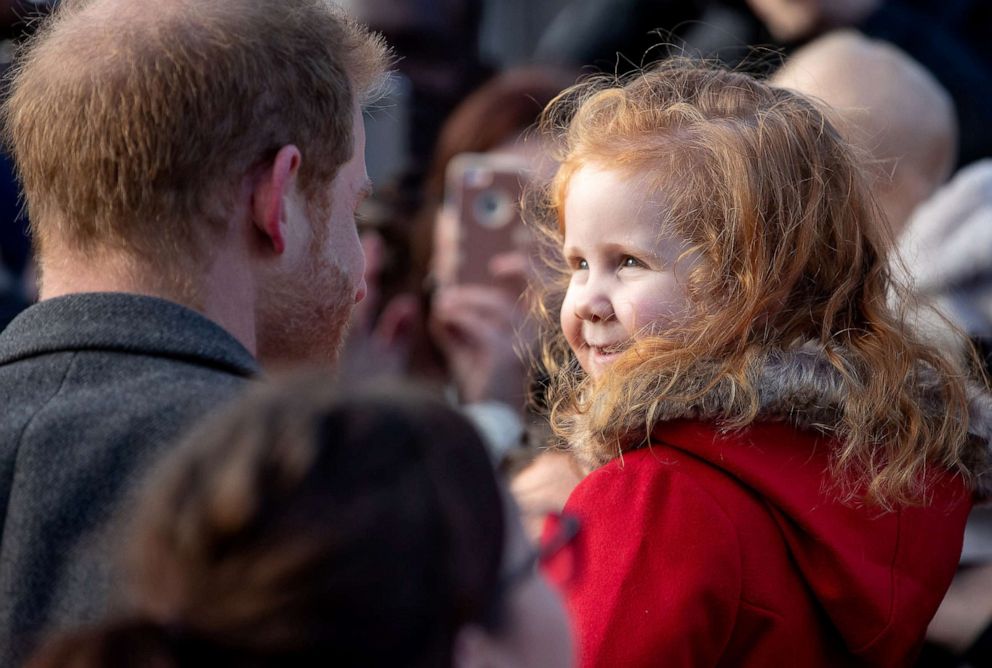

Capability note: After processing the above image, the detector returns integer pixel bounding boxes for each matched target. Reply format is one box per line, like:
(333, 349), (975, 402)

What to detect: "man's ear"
(251, 144), (302, 255)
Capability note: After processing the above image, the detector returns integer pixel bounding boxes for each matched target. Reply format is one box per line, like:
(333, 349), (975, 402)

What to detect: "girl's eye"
(575, 258), (589, 270)
(621, 256), (642, 268)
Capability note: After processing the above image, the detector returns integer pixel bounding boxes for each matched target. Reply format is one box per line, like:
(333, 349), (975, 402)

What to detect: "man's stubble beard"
(256, 236), (356, 369)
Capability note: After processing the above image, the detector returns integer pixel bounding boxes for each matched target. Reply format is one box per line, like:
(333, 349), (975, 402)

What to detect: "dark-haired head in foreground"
(27, 377), (574, 667)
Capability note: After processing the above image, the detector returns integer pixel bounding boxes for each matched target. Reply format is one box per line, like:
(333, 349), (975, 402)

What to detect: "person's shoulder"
(570, 441), (759, 514)
(565, 444), (747, 536)
(0, 293), (258, 385)
(554, 445), (745, 667)
(139, 359), (251, 405)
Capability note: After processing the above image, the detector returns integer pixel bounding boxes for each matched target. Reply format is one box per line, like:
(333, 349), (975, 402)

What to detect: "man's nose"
(354, 277), (367, 304)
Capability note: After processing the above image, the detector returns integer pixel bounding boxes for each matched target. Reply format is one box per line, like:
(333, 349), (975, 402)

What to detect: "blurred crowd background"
(3, 1), (992, 666)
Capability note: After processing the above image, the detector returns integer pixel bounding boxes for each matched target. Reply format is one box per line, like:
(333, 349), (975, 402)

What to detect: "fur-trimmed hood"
(565, 346), (992, 499)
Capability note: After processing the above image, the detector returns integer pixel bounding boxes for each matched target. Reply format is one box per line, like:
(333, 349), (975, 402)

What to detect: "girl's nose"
(573, 279), (614, 322)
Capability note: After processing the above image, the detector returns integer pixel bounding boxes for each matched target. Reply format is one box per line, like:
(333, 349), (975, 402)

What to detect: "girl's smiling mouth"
(584, 340), (630, 368)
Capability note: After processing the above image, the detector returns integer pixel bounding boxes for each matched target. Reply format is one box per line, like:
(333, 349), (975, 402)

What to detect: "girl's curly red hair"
(529, 59), (983, 506)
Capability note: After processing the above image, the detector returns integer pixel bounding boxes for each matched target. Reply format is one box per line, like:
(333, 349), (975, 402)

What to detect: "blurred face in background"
(746, 0), (881, 41)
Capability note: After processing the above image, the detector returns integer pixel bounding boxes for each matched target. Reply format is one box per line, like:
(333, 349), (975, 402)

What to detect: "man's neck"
(38, 249), (259, 356)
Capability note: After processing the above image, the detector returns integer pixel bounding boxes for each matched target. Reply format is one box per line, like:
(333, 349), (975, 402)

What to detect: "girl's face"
(560, 164), (692, 379)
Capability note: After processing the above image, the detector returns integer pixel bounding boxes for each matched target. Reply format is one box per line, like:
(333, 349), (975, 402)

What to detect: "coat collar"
(566, 345), (992, 498)
(0, 292), (259, 378)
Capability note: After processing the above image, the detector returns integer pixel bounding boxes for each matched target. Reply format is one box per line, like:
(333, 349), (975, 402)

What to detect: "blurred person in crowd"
(896, 163), (992, 667)
(0, 0), (387, 663)
(0, 251), (27, 329)
(26, 376), (576, 668)
(746, 0), (881, 41)
(343, 67), (574, 462)
(747, 0), (992, 166)
(0, 151), (29, 312)
(424, 70), (564, 414)
(530, 59), (990, 666)
(537, 0), (992, 167)
(772, 32), (992, 667)
(771, 30), (957, 238)
(0, 1), (57, 318)
(535, 0), (771, 74)
(899, 165), (992, 375)
(336, 0), (493, 190)
(924, 549), (992, 666)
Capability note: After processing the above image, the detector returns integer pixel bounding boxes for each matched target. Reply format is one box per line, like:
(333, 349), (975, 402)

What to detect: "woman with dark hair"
(343, 66), (577, 464)
(27, 376), (576, 667)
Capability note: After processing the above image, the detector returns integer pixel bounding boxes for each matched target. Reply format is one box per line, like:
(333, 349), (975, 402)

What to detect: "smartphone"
(444, 152), (533, 285)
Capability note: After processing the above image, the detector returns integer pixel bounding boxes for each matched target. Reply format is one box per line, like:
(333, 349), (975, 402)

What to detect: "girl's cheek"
(560, 307), (583, 356)
(562, 319), (581, 354)
(560, 291), (575, 330)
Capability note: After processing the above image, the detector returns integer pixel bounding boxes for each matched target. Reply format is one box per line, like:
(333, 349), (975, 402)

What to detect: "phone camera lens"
(473, 188), (513, 228)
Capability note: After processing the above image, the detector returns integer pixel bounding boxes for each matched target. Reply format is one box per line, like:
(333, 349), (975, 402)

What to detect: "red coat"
(544, 420), (972, 667)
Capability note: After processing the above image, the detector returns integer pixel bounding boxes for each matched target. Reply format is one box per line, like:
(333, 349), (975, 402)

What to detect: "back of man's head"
(772, 30), (957, 236)
(2, 0), (387, 277)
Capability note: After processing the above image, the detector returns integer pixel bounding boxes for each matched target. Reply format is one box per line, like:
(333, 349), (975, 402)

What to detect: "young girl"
(532, 59), (991, 667)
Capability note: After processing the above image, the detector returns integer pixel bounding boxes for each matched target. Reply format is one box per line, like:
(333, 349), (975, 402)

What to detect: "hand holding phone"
(443, 152), (533, 287)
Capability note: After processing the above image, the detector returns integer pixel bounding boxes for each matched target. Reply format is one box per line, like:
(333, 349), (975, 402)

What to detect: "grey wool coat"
(0, 292), (259, 666)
